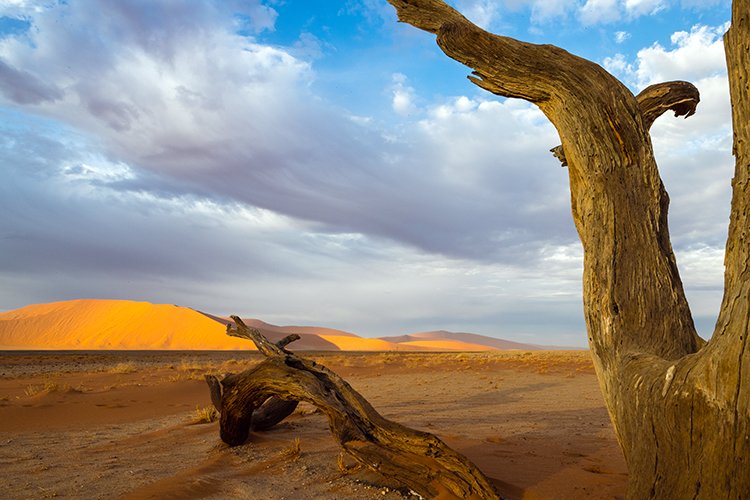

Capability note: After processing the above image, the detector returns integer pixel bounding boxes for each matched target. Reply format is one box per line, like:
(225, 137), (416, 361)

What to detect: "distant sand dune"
(379, 330), (543, 351)
(0, 299), (573, 351)
(398, 340), (500, 351)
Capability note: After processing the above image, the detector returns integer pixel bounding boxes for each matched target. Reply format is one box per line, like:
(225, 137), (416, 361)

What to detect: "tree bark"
(210, 316), (500, 499)
(204, 332), (301, 431)
(387, 0), (750, 497)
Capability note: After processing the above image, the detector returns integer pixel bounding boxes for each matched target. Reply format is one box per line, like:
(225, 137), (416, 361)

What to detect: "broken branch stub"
(209, 316), (500, 499)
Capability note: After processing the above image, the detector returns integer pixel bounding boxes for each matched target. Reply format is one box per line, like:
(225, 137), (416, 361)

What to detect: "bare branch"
(227, 315), (286, 357)
(637, 81), (700, 129)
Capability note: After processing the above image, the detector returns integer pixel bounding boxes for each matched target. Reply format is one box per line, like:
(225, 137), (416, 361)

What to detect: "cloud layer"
(0, 1), (734, 344)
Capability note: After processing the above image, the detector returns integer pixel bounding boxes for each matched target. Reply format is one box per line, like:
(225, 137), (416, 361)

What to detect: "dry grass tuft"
(193, 406), (218, 424)
(24, 380), (60, 396)
(109, 362), (137, 374)
(279, 437), (301, 462)
(178, 358), (205, 372)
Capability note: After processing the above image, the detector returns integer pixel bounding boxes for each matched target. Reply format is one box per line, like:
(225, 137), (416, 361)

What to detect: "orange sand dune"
(0, 300), (409, 351)
(0, 299), (254, 350)
(0, 299), (566, 352)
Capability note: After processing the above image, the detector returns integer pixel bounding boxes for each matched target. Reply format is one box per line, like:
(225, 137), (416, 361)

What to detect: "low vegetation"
(193, 405), (218, 424)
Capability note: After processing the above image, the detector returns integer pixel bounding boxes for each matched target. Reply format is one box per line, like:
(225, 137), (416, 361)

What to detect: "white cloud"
(614, 30), (631, 43)
(624, 0), (667, 16)
(501, 0), (573, 23)
(634, 23), (729, 86)
(456, 0), (500, 29)
(575, 0), (715, 25)
(391, 73), (418, 116)
(603, 52), (635, 77)
(529, 0), (571, 23)
(0, 0), (45, 18)
(579, 0), (621, 25)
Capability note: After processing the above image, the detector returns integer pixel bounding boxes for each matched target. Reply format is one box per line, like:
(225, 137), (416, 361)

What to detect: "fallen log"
(205, 315), (500, 499)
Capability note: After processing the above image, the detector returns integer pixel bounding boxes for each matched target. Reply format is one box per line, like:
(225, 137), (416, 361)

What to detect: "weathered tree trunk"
(208, 316), (500, 499)
(387, 0), (750, 497)
(205, 333), (301, 432)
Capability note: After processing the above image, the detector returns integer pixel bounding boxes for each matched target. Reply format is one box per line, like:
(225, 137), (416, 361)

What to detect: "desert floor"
(0, 350), (627, 499)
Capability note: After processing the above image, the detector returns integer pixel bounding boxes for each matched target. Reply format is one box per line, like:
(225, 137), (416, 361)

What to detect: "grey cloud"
(0, 123), (589, 344)
(0, 59), (63, 105)
(0, 1), (732, 345)
(0, 1), (578, 267)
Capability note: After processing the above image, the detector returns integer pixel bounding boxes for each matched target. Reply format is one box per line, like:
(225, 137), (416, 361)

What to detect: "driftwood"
(205, 332), (300, 432)
(205, 316), (499, 499)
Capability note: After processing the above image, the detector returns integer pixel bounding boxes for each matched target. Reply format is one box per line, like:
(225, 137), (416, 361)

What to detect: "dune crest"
(0, 299), (571, 351)
(0, 299), (251, 350)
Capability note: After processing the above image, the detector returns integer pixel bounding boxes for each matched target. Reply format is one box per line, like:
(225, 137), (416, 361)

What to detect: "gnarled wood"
(387, 0), (750, 497)
(212, 316), (500, 499)
(204, 330), (300, 432)
(551, 81), (700, 167)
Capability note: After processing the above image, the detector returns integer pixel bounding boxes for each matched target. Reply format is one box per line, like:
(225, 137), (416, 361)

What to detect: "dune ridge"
(0, 299), (568, 351)
(0, 299), (249, 350)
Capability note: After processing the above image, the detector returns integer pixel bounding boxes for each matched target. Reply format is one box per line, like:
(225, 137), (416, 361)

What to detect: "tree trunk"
(387, 0), (750, 497)
(208, 316), (500, 499)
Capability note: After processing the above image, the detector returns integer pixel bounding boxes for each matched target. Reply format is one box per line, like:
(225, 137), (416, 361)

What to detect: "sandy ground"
(0, 351), (627, 499)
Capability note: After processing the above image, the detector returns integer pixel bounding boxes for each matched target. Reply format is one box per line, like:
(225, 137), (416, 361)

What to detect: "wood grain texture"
(387, 0), (750, 497)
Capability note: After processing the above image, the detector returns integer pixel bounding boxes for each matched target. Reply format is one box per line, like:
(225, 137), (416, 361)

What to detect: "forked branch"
(551, 81), (700, 166)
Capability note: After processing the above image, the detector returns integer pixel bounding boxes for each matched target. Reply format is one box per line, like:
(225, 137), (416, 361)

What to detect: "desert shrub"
(193, 406), (218, 423)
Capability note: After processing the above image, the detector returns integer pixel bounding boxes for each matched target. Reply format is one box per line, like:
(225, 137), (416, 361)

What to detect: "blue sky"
(0, 0), (734, 346)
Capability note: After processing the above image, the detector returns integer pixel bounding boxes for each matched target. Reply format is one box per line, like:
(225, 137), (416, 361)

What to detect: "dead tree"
(205, 316), (499, 499)
(386, 0), (750, 497)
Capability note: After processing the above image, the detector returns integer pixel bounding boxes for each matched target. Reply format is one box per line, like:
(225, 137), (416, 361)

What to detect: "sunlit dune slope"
(0, 299), (253, 350)
(0, 299), (566, 351)
(0, 300), (405, 351)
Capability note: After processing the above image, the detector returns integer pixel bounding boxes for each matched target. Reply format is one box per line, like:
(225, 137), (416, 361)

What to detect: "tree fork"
(206, 316), (500, 499)
(387, 0), (750, 497)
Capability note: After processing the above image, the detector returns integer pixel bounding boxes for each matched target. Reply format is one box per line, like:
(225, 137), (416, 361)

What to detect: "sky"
(0, 0), (735, 347)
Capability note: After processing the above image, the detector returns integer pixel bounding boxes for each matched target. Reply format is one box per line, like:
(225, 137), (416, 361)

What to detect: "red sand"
(0, 350), (626, 499)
